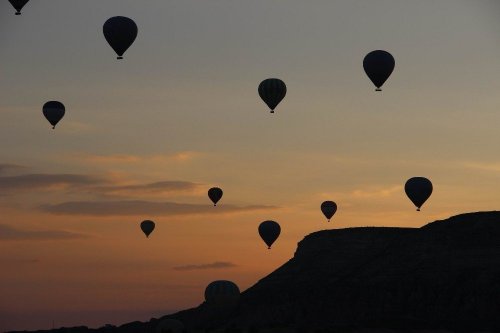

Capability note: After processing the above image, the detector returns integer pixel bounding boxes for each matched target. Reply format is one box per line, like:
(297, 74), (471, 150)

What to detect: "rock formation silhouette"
(9, 212), (500, 333)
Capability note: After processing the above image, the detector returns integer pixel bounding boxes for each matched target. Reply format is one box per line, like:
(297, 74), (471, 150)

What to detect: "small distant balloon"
(103, 16), (138, 59)
(204, 280), (240, 307)
(42, 101), (65, 129)
(258, 220), (281, 249)
(208, 187), (223, 206)
(321, 201), (337, 222)
(405, 177), (433, 211)
(9, 0), (29, 15)
(363, 50), (395, 91)
(140, 220), (155, 237)
(258, 78), (287, 113)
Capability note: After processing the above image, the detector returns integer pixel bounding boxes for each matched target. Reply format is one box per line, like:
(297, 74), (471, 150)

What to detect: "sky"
(2, 0), (500, 331)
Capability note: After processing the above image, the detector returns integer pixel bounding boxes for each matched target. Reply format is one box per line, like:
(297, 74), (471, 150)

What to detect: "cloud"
(0, 224), (88, 241)
(0, 171), (200, 197)
(350, 185), (401, 199)
(72, 151), (199, 165)
(93, 180), (201, 196)
(173, 261), (237, 271)
(0, 174), (103, 192)
(317, 185), (401, 201)
(39, 200), (277, 216)
(463, 161), (500, 173)
(0, 163), (26, 174)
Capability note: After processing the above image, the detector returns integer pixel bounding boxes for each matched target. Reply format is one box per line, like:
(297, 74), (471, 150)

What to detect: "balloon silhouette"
(103, 16), (138, 59)
(258, 78), (287, 113)
(204, 280), (240, 307)
(405, 177), (433, 211)
(9, 0), (29, 15)
(140, 220), (155, 237)
(42, 101), (65, 129)
(208, 187), (223, 206)
(363, 50), (395, 91)
(258, 220), (281, 249)
(321, 201), (337, 222)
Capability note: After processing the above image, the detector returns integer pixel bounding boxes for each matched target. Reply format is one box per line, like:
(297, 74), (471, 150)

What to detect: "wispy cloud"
(93, 180), (201, 196)
(350, 185), (401, 199)
(0, 163), (26, 174)
(39, 200), (277, 216)
(0, 164), (273, 216)
(173, 261), (237, 271)
(318, 185), (401, 201)
(0, 170), (200, 197)
(463, 161), (500, 173)
(0, 224), (88, 241)
(71, 151), (199, 165)
(0, 174), (103, 192)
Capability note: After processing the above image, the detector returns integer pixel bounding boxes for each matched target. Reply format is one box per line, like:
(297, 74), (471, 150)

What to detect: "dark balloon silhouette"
(258, 78), (287, 113)
(42, 101), (65, 129)
(208, 187), (223, 206)
(321, 201), (337, 222)
(204, 280), (240, 306)
(103, 16), (138, 59)
(140, 220), (155, 237)
(405, 177), (433, 211)
(363, 50), (395, 91)
(258, 220), (281, 249)
(9, 0), (29, 15)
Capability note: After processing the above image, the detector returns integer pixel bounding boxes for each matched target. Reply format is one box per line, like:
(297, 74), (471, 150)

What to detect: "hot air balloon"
(208, 187), (223, 206)
(204, 280), (240, 307)
(140, 220), (155, 237)
(155, 319), (184, 333)
(363, 50), (395, 91)
(321, 201), (337, 222)
(9, 0), (29, 15)
(103, 16), (138, 59)
(405, 177), (433, 211)
(258, 78), (287, 113)
(258, 220), (281, 249)
(42, 101), (65, 129)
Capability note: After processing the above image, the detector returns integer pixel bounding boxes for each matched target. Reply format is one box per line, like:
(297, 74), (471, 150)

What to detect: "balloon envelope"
(258, 78), (287, 113)
(405, 177), (433, 211)
(321, 201), (337, 222)
(103, 16), (138, 59)
(42, 101), (65, 129)
(204, 280), (240, 307)
(140, 220), (155, 237)
(363, 50), (395, 91)
(8, 0), (29, 15)
(208, 187), (223, 206)
(258, 220), (281, 249)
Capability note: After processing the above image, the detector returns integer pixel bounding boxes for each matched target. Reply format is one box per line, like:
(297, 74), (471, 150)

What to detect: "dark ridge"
(8, 211), (500, 333)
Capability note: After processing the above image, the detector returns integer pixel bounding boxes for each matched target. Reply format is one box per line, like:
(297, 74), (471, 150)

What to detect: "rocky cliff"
(170, 212), (500, 331)
(9, 212), (500, 332)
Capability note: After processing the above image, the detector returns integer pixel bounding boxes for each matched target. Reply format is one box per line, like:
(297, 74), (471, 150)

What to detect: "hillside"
(9, 212), (500, 332)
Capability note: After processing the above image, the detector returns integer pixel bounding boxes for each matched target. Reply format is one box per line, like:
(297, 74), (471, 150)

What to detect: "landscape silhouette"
(7, 212), (500, 332)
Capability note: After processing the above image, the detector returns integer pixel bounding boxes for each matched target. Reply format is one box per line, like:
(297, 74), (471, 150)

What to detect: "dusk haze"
(1, 1), (500, 332)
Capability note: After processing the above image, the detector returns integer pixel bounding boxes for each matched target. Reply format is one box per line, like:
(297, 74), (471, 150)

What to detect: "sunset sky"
(2, 1), (500, 331)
